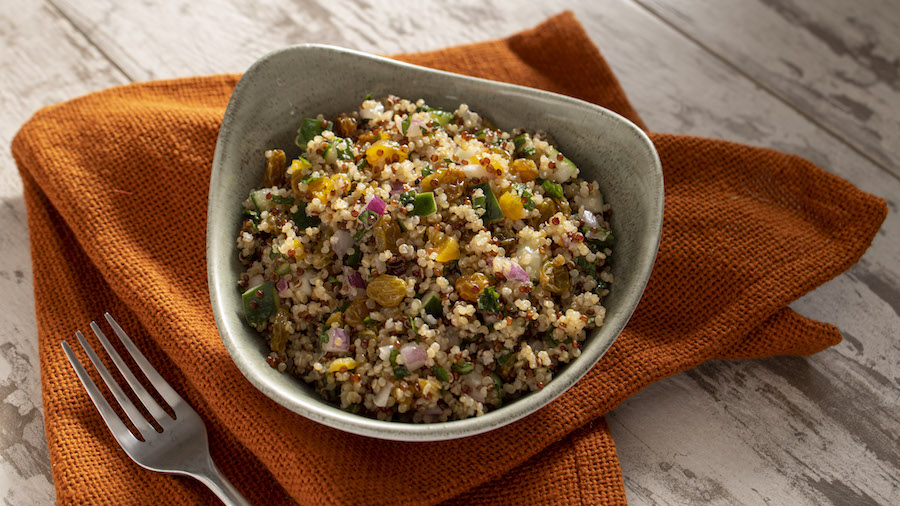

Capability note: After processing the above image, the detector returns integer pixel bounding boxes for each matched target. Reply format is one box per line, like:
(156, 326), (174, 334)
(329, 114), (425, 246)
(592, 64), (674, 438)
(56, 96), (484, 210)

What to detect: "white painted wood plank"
(636, 0), (900, 177)
(0, 0), (130, 503)
(6, 0), (899, 504)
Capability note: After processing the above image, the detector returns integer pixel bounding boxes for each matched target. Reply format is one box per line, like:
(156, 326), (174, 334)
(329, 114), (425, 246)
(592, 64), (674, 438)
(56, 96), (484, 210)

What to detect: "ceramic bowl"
(208, 44), (663, 441)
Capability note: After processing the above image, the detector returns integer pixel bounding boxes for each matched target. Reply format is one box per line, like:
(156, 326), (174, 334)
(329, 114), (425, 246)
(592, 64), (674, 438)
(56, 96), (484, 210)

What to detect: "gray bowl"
(208, 44), (663, 441)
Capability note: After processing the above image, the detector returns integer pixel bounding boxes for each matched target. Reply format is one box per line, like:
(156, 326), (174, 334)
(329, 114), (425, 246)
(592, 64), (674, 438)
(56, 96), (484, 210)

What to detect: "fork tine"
(75, 330), (156, 437)
(62, 340), (136, 441)
(104, 313), (185, 410)
(90, 321), (169, 422)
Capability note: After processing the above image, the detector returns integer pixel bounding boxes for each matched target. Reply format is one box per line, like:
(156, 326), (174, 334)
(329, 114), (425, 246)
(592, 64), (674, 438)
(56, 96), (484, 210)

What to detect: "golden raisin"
(366, 274), (407, 307)
(264, 149), (287, 187)
(343, 298), (370, 327)
(540, 261), (569, 295)
(455, 272), (491, 302)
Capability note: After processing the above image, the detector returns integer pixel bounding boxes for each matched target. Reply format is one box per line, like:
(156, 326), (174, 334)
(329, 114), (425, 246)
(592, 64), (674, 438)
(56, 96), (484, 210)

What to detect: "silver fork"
(62, 313), (250, 506)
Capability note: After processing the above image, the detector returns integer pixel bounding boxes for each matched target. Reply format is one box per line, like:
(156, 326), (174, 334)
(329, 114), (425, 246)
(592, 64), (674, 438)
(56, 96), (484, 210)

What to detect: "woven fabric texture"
(12, 11), (886, 505)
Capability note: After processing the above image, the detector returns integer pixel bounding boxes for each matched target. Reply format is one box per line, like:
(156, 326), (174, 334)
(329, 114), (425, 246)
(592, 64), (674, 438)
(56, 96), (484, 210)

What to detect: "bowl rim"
(208, 43), (663, 441)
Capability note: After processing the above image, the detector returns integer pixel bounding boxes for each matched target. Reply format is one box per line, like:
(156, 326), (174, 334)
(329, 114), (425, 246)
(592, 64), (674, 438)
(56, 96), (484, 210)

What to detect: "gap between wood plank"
(631, 0), (900, 185)
(45, 0), (136, 83)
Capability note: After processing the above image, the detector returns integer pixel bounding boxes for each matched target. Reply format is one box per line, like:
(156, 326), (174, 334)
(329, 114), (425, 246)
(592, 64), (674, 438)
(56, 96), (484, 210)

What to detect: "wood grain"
(637, 0), (900, 177)
(0, 0), (131, 503)
(1, 0), (897, 504)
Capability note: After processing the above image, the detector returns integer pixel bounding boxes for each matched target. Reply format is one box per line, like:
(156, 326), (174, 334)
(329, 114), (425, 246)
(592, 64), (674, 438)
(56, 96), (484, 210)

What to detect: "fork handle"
(194, 460), (251, 506)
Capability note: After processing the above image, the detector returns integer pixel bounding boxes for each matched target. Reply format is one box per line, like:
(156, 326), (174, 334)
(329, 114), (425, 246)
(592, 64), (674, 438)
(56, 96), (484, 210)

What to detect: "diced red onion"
(324, 327), (350, 353)
(390, 180), (405, 194)
(492, 257), (531, 282)
(421, 406), (443, 416)
(406, 118), (427, 139)
(373, 382), (392, 407)
(580, 209), (599, 229)
(400, 343), (427, 372)
(275, 276), (289, 292)
(333, 230), (353, 258)
(378, 345), (394, 362)
(343, 267), (366, 289)
(359, 102), (383, 121)
(463, 371), (486, 403)
(358, 195), (387, 230)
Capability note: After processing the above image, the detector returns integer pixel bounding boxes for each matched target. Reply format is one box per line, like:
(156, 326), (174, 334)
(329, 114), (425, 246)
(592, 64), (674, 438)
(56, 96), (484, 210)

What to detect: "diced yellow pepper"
(510, 159), (538, 182)
(307, 177), (334, 202)
(326, 357), (358, 373)
(330, 173), (350, 197)
(290, 157), (312, 173)
(435, 236), (460, 262)
(366, 139), (408, 167)
(498, 191), (525, 220)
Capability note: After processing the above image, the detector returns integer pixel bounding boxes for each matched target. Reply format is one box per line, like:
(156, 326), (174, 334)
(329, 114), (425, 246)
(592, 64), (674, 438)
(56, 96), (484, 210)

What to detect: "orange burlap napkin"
(12, 12), (886, 505)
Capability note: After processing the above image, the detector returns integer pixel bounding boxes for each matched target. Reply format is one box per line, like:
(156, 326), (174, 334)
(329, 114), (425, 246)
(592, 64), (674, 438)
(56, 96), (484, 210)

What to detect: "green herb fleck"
(451, 362), (474, 375)
(433, 365), (450, 382)
(421, 166), (434, 177)
(400, 190), (416, 206)
(291, 203), (321, 230)
(477, 286), (501, 313)
(393, 366), (410, 379)
(272, 195), (294, 205)
(389, 348), (399, 366)
(295, 118), (332, 149)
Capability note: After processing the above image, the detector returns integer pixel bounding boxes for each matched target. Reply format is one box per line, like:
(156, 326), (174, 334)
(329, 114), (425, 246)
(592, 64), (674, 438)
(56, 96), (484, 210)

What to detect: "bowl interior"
(208, 44), (663, 441)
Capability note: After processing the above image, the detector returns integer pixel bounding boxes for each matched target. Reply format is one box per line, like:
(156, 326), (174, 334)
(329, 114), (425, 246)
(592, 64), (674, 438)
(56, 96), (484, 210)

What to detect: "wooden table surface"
(1, 1), (898, 504)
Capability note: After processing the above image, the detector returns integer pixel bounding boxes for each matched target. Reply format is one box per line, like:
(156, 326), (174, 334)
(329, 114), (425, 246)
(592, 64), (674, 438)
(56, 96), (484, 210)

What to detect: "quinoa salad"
(236, 95), (615, 422)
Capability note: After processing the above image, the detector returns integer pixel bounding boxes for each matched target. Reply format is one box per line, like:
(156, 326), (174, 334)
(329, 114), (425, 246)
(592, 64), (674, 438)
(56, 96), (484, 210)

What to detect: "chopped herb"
(400, 190), (416, 206)
(471, 183), (504, 223)
(433, 365), (450, 382)
(393, 366), (410, 379)
(327, 276), (338, 284)
(522, 145), (536, 157)
(319, 332), (329, 344)
(344, 247), (362, 267)
(401, 116), (411, 135)
(421, 166), (434, 177)
(356, 158), (368, 170)
(291, 203), (321, 230)
(352, 227), (367, 241)
(587, 316), (596, 325)
(363, 316), (374, 326)
(416, 104), (433, 112)
(478, 286), (501, 313)
(541, 180), (563, 199)
(492, 373), (504, 406)
(451, 362), (474, 375)
(443, 259), (459, 276)
(271, 195), (294, 205)
(443, 157), (453, 164)
(389, 348), (399, 366)
(364, 93), (373, 100)
(295, 117), (332, 149)
(496, 350), (515, 367)
(241, 281), (278, 326)
(512, 133), (527, 150)
(408, 315), (418, 335)
(513, 183), (535, 211)
(330, 138), (354, 161)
